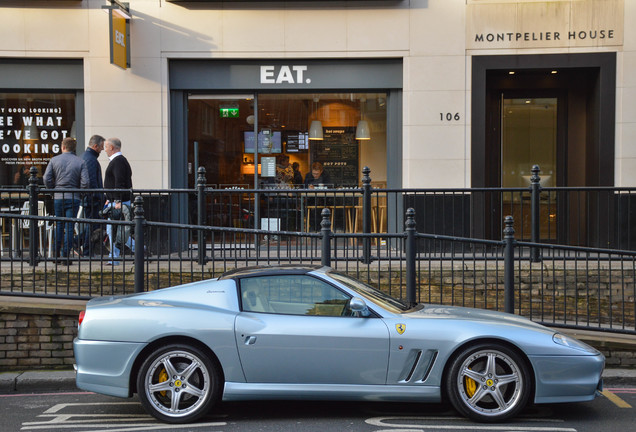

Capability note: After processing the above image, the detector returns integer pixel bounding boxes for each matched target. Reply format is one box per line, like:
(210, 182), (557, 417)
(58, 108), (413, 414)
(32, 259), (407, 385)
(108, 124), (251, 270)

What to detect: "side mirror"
(349, 297), (370, 317)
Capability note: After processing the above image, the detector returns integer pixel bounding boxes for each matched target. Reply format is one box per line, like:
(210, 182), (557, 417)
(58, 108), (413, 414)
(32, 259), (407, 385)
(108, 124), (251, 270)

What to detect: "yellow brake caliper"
(159, 368), (169, 397)
(464, 368), (477, 397)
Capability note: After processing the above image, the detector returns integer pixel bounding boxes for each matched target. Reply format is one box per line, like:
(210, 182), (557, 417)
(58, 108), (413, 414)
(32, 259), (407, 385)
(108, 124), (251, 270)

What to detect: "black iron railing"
(1, 166), (635, 335)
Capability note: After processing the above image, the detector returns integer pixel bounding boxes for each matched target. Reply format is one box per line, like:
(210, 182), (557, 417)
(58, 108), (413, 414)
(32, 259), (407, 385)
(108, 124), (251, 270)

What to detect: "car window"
(239, 275), (351, 317)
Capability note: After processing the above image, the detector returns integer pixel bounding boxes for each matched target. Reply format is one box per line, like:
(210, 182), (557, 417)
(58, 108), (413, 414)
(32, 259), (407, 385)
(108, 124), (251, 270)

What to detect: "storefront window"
(0, 93), (76, 186)
(187, 92), (387, 188)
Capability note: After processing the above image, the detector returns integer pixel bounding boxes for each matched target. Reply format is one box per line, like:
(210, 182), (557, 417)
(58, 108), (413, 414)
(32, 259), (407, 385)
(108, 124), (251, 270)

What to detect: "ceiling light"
(356, 97), (371, 140)
(355, 120), (370, 140)
(309, 120), (323, 140)
(308, 96), (323, 140)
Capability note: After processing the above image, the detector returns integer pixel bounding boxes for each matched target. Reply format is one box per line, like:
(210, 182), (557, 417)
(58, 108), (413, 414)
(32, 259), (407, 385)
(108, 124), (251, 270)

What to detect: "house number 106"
(440, 112), (460, 121)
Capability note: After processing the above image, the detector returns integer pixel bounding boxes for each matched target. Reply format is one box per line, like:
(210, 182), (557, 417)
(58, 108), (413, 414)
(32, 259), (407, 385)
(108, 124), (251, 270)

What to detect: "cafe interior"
(186, 92), (387, 190)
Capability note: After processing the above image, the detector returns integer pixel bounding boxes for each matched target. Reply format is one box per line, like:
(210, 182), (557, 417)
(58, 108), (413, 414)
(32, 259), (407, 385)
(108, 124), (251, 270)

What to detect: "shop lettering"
(115, 30), (125, 47)
(1, 143), (60, 154)
(0, 129), (69, 140)
(260, 65), (310, 84)
(22, 116), (63, 127)
(474, 29), (614, 43)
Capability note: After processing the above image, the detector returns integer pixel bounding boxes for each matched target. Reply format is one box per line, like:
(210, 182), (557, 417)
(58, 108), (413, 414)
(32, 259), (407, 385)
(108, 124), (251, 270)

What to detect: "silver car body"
(74, 266), (604, 407)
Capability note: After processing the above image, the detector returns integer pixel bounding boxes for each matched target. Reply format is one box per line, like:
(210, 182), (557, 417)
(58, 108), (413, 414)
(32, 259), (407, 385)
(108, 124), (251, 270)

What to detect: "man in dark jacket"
(80, 135), (105, 256)
(103, 137), (133, 265)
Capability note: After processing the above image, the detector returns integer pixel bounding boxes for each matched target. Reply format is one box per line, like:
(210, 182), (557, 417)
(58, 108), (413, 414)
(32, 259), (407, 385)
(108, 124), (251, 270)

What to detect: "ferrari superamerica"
(74, 265), (604, 423)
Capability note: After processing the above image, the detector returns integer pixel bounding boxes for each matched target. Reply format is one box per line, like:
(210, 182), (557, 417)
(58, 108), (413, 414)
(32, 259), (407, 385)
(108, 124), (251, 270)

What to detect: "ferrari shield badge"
(396, 323), (406, 335)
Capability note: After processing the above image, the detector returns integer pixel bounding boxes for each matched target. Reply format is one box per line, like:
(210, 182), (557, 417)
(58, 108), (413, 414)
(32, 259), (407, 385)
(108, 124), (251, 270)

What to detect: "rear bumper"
(74, 338), (145, 398)
(530, 353), (605, 404)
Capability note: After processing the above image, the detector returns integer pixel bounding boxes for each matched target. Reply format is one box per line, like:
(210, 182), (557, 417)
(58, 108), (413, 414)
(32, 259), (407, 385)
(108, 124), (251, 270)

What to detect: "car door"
(234, 274), (390, 385)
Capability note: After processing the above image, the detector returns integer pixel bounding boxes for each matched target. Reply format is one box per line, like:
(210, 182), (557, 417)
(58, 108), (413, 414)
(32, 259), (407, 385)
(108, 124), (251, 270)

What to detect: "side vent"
(419, 350), (438, 383)
(404, 350), (422, 382)
(398, 349), (439, 383)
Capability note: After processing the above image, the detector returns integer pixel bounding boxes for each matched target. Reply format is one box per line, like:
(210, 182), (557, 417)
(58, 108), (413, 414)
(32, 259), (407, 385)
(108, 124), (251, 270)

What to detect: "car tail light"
(78, 311), (85, 328)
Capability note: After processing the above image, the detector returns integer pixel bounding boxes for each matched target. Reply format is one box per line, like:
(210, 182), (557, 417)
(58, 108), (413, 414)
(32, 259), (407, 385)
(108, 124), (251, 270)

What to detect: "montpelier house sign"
(466, 0), (623, 50)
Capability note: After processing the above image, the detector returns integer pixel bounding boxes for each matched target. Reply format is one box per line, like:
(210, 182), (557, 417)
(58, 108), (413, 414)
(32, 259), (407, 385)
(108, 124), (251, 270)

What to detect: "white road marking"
(366, 416), (577, 432)
(43, 402), (140, 414)
(21, 401), (225, 431)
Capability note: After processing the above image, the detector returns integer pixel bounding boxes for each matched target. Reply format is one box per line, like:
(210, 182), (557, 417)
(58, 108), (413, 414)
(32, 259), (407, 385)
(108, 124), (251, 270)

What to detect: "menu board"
(284, 131), (309, 153)
(310, 127), (359, 187)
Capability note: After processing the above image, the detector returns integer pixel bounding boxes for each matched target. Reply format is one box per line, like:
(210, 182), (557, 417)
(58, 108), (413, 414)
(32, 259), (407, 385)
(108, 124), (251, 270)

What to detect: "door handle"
(244, 336), (257, 345)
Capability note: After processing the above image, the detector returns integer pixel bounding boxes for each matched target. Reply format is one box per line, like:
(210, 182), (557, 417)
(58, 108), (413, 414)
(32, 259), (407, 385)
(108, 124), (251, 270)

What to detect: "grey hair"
(106, 137), (122, 150)
(88, 134), (105, 149)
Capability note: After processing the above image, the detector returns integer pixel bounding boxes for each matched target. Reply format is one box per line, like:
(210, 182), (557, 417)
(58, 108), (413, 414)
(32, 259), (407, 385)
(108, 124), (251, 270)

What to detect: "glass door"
(187, 94), (255, 189)
(501, 96), (558, 240)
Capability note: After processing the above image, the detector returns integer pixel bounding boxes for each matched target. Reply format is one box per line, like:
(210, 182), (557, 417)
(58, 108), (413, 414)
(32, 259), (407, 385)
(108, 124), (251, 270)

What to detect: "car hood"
(404, 304), (548, 331)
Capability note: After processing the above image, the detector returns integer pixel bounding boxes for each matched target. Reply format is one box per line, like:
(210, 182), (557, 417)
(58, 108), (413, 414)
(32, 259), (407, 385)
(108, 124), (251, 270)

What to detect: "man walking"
(43, 137), (89, 260)
(103, 137), (133, 265)
(80, 135), (105, 256)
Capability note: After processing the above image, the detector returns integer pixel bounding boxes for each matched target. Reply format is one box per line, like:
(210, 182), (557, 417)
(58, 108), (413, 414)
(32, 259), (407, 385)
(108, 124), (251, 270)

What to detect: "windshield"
(327, 270), (410, 313)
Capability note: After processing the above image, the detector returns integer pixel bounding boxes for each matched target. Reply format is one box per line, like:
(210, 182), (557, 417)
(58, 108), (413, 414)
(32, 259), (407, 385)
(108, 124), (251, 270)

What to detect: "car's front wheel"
(137, 344), (221, 423)
(445, 343), (531, 422)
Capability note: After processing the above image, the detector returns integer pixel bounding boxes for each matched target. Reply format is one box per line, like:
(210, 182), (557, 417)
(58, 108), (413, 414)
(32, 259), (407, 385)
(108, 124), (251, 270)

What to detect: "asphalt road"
(1, 386), (634, 432)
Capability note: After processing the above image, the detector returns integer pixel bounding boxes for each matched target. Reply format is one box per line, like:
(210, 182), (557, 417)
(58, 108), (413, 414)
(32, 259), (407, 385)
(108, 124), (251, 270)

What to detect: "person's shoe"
(106, 261), (120, 266)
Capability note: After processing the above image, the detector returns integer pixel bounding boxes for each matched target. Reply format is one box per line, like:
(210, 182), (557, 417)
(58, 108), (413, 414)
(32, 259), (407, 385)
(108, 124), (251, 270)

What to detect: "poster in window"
(0, 93), (75, 186)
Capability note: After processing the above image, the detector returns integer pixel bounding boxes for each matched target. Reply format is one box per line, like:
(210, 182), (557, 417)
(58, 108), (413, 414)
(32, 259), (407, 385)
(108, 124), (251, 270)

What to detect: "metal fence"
(0, 166), (635, 335)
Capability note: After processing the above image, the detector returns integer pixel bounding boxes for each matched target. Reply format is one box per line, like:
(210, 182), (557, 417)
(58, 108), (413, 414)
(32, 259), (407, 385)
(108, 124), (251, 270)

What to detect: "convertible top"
(218, 264), (325, 280)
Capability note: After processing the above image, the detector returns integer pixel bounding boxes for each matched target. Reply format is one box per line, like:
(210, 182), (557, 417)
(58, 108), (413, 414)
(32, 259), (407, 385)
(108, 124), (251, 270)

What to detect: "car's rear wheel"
(445, 343), (531, 422)
(137, 344), (221, 423)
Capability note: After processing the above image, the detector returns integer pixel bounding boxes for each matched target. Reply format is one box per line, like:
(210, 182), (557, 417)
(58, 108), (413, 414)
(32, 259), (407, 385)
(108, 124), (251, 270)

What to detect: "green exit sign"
(220, 107), (239, 118)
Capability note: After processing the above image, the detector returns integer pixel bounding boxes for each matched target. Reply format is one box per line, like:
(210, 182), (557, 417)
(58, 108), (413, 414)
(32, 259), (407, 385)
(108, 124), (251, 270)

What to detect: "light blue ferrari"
(74, 265), (604, 424)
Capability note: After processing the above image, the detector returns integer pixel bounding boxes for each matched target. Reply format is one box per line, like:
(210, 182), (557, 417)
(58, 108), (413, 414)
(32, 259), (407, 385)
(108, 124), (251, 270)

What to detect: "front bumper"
(530, 353), (605, 404)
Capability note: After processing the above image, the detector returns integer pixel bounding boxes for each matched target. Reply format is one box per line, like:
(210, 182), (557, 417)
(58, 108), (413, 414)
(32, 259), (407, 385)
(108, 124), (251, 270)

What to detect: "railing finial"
(362, 166), (371, 187)
(405, 207), (416, 230)
(197, 166), (207, 187)
(504, 215), (515, 238)
(530, 165), (541, 185)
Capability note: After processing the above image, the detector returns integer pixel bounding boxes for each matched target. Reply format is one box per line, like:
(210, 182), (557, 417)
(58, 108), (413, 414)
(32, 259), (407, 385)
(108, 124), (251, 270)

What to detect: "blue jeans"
(54, 198), (80, 257)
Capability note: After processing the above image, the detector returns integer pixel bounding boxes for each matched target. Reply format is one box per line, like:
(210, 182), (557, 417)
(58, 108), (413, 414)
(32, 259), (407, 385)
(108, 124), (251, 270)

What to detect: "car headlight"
(553, 333), (599, 354)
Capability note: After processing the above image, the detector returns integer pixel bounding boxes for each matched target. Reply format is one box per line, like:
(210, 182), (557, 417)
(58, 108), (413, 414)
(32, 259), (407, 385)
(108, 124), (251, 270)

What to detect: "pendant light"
(356, 97), (371, 140)
(308, 96), (323, 140)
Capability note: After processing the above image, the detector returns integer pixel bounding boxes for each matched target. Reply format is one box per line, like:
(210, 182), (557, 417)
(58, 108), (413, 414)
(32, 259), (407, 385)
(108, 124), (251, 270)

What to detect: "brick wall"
(0, 299), (83, 372)
(0, 311), (78, 370)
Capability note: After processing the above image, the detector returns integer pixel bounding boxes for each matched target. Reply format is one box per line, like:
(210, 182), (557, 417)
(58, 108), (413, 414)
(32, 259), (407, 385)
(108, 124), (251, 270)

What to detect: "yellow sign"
(111, 12), (129, 69)
(396, 324), (406, 335)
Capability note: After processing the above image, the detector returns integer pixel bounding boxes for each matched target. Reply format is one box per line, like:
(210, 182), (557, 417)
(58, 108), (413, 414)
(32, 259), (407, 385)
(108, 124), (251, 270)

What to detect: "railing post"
(321, 208), (332, 267)
(362, 166), (372, 264)
(134, 196), (146, 293)
(504, 215), (516, 314)
(197, 167), (207, 266)
(530, 164), (542, 263)
(405, 208), (417, 308)
(28, 166), (40, 266)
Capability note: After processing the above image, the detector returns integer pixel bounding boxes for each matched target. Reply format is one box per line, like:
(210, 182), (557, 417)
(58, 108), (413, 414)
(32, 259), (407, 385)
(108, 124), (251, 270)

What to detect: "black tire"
(136, 344), (221, 424)
(445, 343), (531, 422)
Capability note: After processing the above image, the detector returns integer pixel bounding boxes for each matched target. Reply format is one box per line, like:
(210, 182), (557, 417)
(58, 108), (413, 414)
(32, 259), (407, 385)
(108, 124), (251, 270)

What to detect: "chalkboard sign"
(310, 127), (359, 187)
